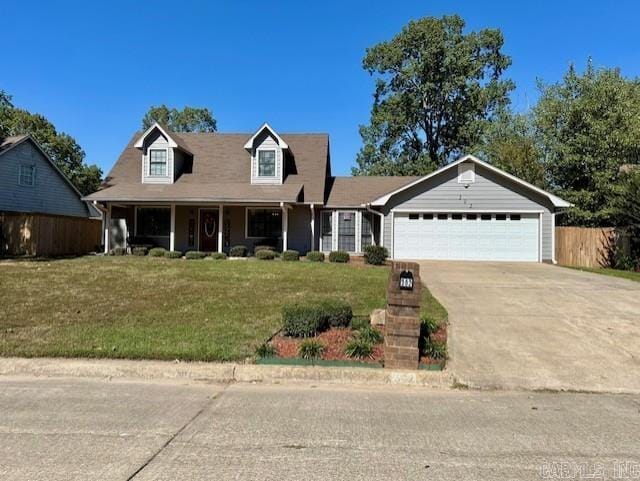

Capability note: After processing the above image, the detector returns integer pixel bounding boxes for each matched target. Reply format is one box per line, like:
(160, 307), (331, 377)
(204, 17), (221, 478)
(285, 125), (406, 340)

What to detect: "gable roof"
(325, 176), (420, 207)
(370, 154), (572, 208)
(243, 123), (289, 150)
(133, 122), (193, 154)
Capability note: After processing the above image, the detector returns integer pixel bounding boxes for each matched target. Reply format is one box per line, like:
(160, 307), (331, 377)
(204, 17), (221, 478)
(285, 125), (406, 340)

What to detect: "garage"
(393, 212), (540, 261)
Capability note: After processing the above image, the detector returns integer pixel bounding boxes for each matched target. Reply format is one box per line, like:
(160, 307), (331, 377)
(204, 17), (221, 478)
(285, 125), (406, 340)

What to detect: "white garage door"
(393, 213), (539, 262)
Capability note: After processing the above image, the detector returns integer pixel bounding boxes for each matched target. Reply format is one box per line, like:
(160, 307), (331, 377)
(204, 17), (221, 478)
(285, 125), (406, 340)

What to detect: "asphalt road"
(1, 377), (639, 481)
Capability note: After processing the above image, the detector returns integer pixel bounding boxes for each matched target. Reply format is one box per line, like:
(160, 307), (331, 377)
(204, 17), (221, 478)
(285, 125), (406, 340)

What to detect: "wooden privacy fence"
(555, 226), (630, 268)
(0, 212), (102, 257)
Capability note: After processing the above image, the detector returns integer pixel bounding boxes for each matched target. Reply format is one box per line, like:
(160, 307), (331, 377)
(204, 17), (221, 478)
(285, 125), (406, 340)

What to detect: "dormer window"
(149, 149), (167, 176)
(258, 149), (276, 177)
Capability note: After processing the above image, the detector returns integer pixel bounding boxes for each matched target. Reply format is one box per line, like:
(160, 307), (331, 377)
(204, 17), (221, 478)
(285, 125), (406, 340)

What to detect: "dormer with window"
(244, 123), (288, 185)
(134, 122), (192, 184)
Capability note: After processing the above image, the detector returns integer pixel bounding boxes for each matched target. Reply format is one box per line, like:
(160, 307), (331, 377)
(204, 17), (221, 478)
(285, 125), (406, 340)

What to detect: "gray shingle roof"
(325, 176), (420, 207)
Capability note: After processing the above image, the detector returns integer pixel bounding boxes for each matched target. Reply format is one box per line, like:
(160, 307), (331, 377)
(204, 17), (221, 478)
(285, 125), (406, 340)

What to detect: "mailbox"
(399, 270), (414, 291)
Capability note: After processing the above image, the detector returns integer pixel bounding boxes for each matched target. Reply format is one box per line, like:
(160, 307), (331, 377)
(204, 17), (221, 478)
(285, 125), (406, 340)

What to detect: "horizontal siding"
(0, 141), (89, 217)
(251, 131), (282, 184)
(142, 131), (172, 184)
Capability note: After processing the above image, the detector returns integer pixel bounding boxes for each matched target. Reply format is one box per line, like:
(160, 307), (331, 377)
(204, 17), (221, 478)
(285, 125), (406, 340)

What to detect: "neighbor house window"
(136, 207), (170, 237)
(19, 164), (35, 186)
(321, 211), (333, 252)
(149, 149), (167, 176)
(338, 211), (356, 252)
(247, 208), (281, 238)
(361, 212), (374, 249)
(258, 150), (276, 177)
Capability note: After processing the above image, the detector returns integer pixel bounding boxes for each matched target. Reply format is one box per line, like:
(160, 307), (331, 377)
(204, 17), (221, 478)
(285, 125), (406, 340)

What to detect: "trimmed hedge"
(254, 245), (276, 254)
(210, 252), (227, 260)
(110, 247), (126, 256)
(256, 249), (276, 260)
(306, 251), (325, 262)
(363, 245), (388, 265)
(132, 246), (148, 256)
(149, 247), (167, 257)
(229, 245), (248, 257)
(282, 250), (300, 261)
(185, 250), (206, 260)
(164, 250), (182, 259)
(329, 251), (350, 263)
(282, 299), (353, 337)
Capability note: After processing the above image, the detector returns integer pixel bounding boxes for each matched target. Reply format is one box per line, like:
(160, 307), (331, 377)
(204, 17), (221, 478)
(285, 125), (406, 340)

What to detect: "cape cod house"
(85, 122), (570, 262)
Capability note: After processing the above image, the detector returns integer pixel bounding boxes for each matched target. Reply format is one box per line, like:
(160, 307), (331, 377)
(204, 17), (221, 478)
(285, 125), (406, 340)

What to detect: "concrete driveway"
(419, 261), (640, 393)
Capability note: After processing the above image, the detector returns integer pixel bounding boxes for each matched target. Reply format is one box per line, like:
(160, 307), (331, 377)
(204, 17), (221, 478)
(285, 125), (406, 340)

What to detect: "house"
(85, 122), (570, 262)
(0, 135), (102, 256)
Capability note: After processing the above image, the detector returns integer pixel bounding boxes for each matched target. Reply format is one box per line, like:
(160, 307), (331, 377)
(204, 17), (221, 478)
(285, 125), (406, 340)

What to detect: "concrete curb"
(0, 357), (453, 388)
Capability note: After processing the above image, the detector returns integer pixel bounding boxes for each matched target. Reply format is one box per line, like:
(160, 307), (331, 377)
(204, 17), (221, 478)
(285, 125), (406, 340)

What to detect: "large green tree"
(534, 61), (640, 226)
(353, 15), (514, 176)
(142, 105), (217, 132)
(0, 90), (102, 195)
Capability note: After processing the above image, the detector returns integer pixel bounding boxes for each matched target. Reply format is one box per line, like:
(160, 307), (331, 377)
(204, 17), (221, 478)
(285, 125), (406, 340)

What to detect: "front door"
(199, 209), (218, 252)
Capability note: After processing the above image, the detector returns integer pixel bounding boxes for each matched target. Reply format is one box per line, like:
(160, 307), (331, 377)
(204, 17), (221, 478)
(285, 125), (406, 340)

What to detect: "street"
(0, 377), (639, 480)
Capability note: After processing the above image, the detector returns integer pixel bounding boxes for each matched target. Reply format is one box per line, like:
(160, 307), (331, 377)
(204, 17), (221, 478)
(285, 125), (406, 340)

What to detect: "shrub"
(329, 251), (350, 263)
(255, 343), (277, 358)
(350, 316), (369, 331)
(131, 246), (148, 256)
(229, 245), (248, 257)
(282, 250), (300, 261)
(421, 338), (447, 360)
(298, 339), (325, 360)
(282, 304), (327, 337)
(363, 245), (389, 265)
(345, 337), (374, 359)
(256, 249), (276, 260)
(109, 247), (126, 256)
(149, 247), (167, 257)
(210, 252), (227, 260)
(254, 245), (276, 254)
(164, 250), (182, 259)
(185, 251), (206, 260)
(320, 299), (352, 328)
(306, 251), (325, 262)
(358, 326), (383, 344)
(420, 316), (441, 338)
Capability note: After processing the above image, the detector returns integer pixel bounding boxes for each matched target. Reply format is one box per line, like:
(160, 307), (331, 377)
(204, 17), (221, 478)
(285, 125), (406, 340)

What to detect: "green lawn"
(569, 266), (640, 283)
(0, 256), (446, 361)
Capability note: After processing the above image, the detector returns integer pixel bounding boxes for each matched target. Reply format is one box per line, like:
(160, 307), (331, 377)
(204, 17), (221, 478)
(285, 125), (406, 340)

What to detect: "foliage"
(254, 245), (275, 254)
(282, 299), (352, 337)
(421, 337), (448, 360)
(282, 250), (300, 261)
(354, 15), (513, 176)
(256, 249), (276, 260)
(420, 315), (441, 338)
(209, 252), (227, 260)
(306, 251), (325, 262)
(185, 251), (206, 260)
(357, 326), (383, 344)
(329, 251), (350, 263)
(255, 342), (277, 358)
(142, 104), (217, 133)
(164, 251), (182, 259)
(109, 247), (126, 256)
(345, 337), (374, 359)
(229, 245), (248, 257)
(298, 339), (325, 360)
(148, 247), (167, 257)
(0, 90), (102, 195)
(613, 170), (640, 259)
(321, 299), (353, 328)
(363, 245), (388, 265)
(131, 247), (148, 256)
(350, 316), (370, 331)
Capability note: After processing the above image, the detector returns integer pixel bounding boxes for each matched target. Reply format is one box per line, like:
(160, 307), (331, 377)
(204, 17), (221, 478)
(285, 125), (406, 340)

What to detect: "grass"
(567, 266), (640, 283)
(0, 256), (447, 362)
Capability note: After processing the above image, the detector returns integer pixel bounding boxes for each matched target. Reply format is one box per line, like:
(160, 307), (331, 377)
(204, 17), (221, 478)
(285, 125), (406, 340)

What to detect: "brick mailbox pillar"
(384, 261), (421, 369)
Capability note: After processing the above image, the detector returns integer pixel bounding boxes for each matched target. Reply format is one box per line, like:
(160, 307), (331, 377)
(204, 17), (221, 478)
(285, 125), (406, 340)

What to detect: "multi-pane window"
(149, 149), (167, 176)
(361, 212), (374, 249)
(247, 209), (281, 238)
(321, 211), (333, 252)
(19, 164), (35, 186)
(258, 150), (276, 177)
(137, 207), (170, 237)
(338, 212), (356, 252)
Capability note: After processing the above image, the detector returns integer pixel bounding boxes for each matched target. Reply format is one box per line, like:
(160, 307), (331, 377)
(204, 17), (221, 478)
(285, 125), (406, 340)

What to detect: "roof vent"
(458, 162), (475, 185)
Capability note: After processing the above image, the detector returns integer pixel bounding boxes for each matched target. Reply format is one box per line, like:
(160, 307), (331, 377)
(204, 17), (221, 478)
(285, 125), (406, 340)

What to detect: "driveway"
(419, 261), (640, 393)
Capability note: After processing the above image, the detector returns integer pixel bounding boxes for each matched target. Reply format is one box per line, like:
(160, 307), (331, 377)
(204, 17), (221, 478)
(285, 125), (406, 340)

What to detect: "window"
(452, 214), (463, 220)
(18, 164), (35, 186)
(510, 214), (521, 221)
(496, 214), (507, 221)
(361, 212), (374, 249)
(437, 213), (448, 220)
(481, 214), (492, 221)
(258, 150), (276, 177)
(137, 207), (170, 237)
(149, 149), (167, 176)
(466, 213), (477, 220)
(423, 213), (433, 220)
(409, 213), (419, 220)
(321, 211), (333, 252)
(247, 209), (281, 238)
(338, 212), (356, 252)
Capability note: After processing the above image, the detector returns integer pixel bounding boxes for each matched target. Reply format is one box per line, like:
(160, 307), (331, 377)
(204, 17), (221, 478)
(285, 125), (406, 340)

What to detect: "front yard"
(0, 256), (446, 362)
(569, 267), (640, 283)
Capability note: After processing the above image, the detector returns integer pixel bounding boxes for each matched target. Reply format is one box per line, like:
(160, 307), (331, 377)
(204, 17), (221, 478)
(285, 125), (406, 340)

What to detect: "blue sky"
(3, 0), (639, 176)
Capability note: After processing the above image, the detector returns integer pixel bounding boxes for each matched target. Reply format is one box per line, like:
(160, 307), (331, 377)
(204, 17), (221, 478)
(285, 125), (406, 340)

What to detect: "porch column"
(282, 203), (288, 252)
(218, 205), (223, 253)
(170, 204), (176, 252)
(310, 204), (315, 251)
(104, 203), (111, 254)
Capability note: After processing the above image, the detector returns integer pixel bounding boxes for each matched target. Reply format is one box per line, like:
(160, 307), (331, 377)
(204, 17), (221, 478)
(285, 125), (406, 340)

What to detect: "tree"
(353, 15), (514, 176)
(142, 105), (217, 133)
(535, 61), (640, 226)
(0, 91), (102, 195)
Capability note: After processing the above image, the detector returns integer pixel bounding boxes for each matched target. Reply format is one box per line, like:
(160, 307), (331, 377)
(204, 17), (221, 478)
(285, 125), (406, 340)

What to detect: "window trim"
(320, 210), (334, 252)
(256, 148), (277, 178)
(18, 163), (36, 187)
(336, 210), (357, 253)
(148, 148), (168, 177)
(134, 206), (171, 238)
(245, 207), (282, 239)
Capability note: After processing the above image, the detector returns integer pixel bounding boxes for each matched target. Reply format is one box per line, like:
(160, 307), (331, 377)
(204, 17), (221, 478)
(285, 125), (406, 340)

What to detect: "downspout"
(365, 203), (385, 248)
